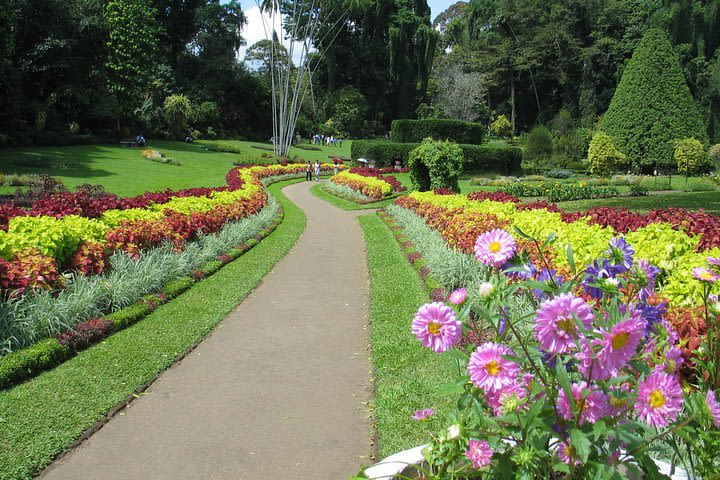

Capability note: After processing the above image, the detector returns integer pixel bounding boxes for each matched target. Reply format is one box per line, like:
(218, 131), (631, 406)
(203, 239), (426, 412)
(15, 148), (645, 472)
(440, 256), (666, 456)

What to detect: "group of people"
(311, 133), (343, 147)
(305, 159), (340, 181)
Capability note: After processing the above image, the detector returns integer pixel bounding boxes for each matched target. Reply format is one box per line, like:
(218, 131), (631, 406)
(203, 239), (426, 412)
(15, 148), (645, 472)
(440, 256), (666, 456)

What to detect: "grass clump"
(359, 213), (455, 458)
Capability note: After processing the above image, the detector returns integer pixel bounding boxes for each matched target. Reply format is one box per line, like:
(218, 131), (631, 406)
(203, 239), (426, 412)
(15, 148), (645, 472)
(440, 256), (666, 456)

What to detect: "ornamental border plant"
(373, 229), (720, 479)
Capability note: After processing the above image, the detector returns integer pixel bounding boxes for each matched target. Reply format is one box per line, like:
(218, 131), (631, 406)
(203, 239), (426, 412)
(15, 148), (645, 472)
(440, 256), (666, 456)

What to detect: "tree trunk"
(510, 73), (516, 136)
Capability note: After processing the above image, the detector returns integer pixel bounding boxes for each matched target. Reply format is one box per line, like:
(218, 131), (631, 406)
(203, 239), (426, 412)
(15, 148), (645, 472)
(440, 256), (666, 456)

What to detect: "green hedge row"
(390, 119), (484, 144)
(0, 210), (285, 391)
(351, 140), (522, 174)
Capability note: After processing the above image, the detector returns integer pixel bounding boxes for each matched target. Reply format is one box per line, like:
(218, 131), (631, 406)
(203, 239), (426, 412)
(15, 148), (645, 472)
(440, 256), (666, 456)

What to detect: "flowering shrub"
(347, 166), (407, 193)
(499, 181), (620, 202)
(400, 231), (720, 479)
(331, 171), (393, 199)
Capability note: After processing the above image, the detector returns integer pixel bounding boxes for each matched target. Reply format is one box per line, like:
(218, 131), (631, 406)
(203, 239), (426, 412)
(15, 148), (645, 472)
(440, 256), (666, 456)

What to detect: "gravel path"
(41, 180), (372, 480)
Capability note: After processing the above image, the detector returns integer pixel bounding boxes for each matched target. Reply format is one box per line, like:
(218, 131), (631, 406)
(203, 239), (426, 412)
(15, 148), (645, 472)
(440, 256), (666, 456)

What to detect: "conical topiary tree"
(600, 28), (707, 172)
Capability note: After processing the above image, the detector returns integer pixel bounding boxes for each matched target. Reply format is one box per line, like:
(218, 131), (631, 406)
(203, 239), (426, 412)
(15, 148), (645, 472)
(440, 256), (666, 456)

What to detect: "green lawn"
(0, 140), (352, 197)
(198, 139), (352, 163)
(0, 179), (306, 480)
(359, 213), (455, 458)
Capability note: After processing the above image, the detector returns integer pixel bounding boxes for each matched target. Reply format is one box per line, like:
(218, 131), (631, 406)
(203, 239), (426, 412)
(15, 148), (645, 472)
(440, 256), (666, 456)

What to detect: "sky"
(237, 0), (455, 63)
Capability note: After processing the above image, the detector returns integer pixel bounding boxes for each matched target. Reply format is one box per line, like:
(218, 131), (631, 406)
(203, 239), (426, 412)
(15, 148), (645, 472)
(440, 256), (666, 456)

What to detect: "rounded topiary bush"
(675, 138), (705, 175)
(600, 28), (708, 171)
(588, 132), (626, 176)
(408, 138), (464, 192)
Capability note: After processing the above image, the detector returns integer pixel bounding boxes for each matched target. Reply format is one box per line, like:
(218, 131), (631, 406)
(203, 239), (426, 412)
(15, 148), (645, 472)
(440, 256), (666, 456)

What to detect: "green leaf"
(570, 428), (592, 463)
(552, 461), (571, 474)
(566, 243), (576, 274)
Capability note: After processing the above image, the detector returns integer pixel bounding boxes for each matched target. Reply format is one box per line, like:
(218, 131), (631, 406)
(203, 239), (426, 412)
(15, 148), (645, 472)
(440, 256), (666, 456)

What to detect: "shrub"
(161, 276), (195, 299)
(489, 115), (512, 138)
(545, 169), (572, 179)
(163, 94), (192, 138)
(709, 144), (720, 170)
(588, 132), (626, 176)
(600, 28), (707, 171)
(56, 317), (114, 353)
(408, 139), (464, 192)
(351, 140), (521, 174)
(522, 125), (553, 170)
(0, 339), (70, 389)
(675, 138), (705, 175)
(107, 302), (152, 330)
(391, 119), (484, 144)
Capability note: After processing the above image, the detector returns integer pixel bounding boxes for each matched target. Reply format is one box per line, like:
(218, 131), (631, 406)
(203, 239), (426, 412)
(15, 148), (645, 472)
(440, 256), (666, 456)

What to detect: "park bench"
(120, 141), (139, 148)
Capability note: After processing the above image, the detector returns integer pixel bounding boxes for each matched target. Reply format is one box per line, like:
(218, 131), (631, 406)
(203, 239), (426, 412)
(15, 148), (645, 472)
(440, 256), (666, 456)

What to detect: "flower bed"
(499, 180), (620, 202)
(330, 167), (406, 199)
(365, 224), (720, 478)
(395, 191), (720, 309)
(0, 163), (340, 298)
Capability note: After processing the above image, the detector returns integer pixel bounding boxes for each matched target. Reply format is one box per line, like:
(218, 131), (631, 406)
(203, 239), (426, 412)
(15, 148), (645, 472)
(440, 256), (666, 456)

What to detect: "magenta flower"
(634, 371), (683, 427)
(448, 288), (468, 305)
(465, 439), (493, 469)
(484, 381), (527, 416)
(557, 441), (580, 466)
(411, 408), (435, 421)
(411, 302), (461, 353)
(596, 312), (646, 372)
(662, 346), (684, 374)
(468, 342), (520, 393)
(557, 381), (608, 425)
(474, 229), (517, 268)
(534, 293), (595, 354)
(706, 391), (720, 428)
(692, 267), (719, 283)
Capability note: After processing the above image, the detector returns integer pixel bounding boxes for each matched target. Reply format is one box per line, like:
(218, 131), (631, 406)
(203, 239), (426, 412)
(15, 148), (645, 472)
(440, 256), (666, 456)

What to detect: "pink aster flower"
(706, 391), (720, 428)
(557, 441), (580, 466)
(596, 312), (647, 372)
(411, 302), (461, 353)
(468, 342), (520, 393)
(484, 381), (527, 416)
(576, 340), (614, 381)
(449, 288), (468, 305)
(534, 293), (595, 354)
(634, 371), (684, 427)
(708, 257), (720, 269)
(662, 346), (684, 374)
(411, 408), (435, 421)
(474, 229), (517, 269)
(692, 267), (719, 283)
(465, 439), (493, 469)
(557, 381), (608, 425)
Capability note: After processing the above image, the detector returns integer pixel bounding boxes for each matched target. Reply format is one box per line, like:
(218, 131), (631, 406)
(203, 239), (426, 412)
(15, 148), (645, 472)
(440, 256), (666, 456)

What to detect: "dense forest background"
(1, 0), (719, 145)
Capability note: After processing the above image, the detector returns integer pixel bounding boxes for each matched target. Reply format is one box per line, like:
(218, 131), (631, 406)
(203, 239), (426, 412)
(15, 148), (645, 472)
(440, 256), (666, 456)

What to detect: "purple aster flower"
(605, 237), (634, 273)
(582, 260), (616, 299)
(692, 267), (719, 283)
(595, 309), (647, 373)
(635, 371), (683, 428)
(411, 408), (435, 421)
(634, 259), (661, 301)
(465, 439), (493, 468)
(708, 257), (720, 269)
(534, 293), (595, 354)
(448, 288), (468, 305)
(706, 390), (720, 428)
(474, 229), (517, 269)
(502, 260), (537, 280)
(468, 342), (520, 393)
(533, 268), (565, 300)
(557, 381), (608, 425)
(411, 302), (461, 353)
(636, 301), (668, 337)
(557, 441), (581, 466)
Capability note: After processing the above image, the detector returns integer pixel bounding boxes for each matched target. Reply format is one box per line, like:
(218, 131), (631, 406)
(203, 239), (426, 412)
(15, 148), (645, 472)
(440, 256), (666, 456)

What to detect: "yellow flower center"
(609, 396), (627, 408)
(556, 317), (576, 335)
(427, 322), (441, 335)
(485, 360), (501, 376)
(574, 398), (587, 413)
(649, 390), (666, 409)
(700, 272), (713, 280)
(489, 241), (502, 253)
(612, 332), (630, 350)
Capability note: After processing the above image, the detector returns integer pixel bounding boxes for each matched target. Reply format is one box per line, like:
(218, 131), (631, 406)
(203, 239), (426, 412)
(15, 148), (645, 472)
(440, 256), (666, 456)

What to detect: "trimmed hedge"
(0, 339), (70, 390)
(352, 140), (522, 174)
(390, 119), (484, 144)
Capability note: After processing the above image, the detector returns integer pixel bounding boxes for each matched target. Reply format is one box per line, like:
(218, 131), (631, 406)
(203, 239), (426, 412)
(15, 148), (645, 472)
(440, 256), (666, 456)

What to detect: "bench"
(120, 141), (139, 148)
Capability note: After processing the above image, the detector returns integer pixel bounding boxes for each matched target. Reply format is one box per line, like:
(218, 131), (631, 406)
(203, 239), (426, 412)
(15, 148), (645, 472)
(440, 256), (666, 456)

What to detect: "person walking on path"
(306, 161), (312, 181)
(314, 160), (321, 181)
(333, 159), (339, 175)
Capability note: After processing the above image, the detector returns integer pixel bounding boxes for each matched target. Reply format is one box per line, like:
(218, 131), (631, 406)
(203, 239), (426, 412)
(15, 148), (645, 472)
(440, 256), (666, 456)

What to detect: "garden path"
(41, 180), (372, 480)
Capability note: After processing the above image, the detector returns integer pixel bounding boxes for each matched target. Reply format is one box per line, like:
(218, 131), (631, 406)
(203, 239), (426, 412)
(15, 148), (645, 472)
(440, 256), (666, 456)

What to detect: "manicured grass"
(310, 183), (399, 210)
(557, 191), (720, 215)
(0, 179), (306, 480)
(198, 139), (352, 163)
(0, 140), (352, 196)
(359, 213), (455, 458)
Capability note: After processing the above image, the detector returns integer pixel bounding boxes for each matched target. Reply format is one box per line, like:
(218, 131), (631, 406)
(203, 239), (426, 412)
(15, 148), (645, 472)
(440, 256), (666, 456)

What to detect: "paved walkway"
(41, 181), (372, 480)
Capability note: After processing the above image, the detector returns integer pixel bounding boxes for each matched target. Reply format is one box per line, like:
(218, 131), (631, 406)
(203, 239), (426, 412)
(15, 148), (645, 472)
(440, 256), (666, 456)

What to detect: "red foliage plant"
(57, 317), (114, 352)
(67, 242), (108, 276)
(0, 253), (61, 296)
(467, 191), (521, 204)
(347, 167), (406, 192)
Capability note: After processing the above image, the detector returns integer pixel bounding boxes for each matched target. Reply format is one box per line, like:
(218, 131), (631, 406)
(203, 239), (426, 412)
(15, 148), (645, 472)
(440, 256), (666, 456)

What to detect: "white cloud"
(239, 4), (308, 67)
